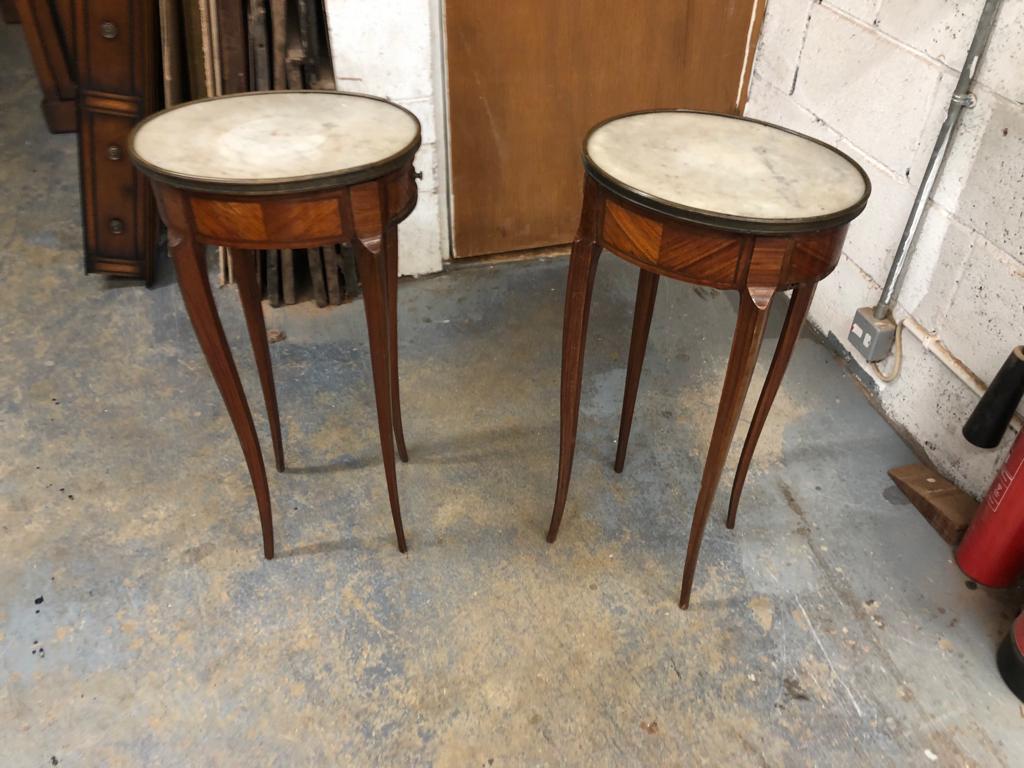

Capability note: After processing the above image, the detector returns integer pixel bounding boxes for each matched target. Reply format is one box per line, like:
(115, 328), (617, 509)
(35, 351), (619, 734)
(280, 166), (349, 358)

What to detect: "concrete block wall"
(746, 0), (1024, 496)
(324, 0), (448, 277)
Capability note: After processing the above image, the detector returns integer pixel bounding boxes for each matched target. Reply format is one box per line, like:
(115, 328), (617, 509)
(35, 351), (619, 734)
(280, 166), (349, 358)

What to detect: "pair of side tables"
(129, 91), (869, 609)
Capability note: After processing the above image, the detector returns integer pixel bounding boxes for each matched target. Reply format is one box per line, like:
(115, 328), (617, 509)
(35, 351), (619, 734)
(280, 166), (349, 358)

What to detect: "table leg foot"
(547, 238), (601, 543)
(355, 240), (408, 553)
(172, 236), (274, 559)
(614, 268), (659, 474)
(727, 283), (816, 529)
(679, 288), (770, 608)
(232, 248), (286, 473)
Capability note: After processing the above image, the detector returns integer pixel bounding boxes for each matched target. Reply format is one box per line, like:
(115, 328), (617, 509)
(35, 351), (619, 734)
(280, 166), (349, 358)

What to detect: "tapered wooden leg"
(354, 241), (407, 552)
(614, 268), (660, 473)
(727, 284), (816, 529)
(546, 238), (602, 543)
(232, 248), (285, 472)
(678, 289), (771, 608)
(383, 224), (409, 463)
(172, 237), (274, 559)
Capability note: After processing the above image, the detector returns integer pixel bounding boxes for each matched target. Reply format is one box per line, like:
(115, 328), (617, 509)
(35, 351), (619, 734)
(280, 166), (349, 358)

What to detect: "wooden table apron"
(547, 173), (850, 609)
(148, 163), (419, 559)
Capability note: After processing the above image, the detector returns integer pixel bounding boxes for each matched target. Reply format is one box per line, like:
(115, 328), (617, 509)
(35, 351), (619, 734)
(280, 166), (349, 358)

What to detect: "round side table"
(546, 110), (870, 608)
(130, 91), (421, 559)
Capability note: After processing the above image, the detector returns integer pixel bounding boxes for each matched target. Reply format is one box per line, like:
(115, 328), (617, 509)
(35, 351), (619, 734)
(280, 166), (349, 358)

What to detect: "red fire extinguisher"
(955, 428), (1024, 587)
(957, 346), (1024, 702)
(957, 346), (1024, 586)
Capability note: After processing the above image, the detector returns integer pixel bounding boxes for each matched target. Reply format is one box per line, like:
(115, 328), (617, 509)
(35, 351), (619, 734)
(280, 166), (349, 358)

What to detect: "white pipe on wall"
(902, 315), (1023, 432)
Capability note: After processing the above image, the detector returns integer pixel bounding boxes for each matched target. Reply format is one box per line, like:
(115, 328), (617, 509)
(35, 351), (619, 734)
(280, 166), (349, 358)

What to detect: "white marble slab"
(586, 112), (867, 221)
(132, 92), (419, 184)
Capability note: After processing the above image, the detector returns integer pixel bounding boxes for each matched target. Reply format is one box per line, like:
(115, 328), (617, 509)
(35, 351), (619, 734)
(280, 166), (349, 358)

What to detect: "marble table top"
(130, 91), (420, 193)
(585, 111), (869, 230)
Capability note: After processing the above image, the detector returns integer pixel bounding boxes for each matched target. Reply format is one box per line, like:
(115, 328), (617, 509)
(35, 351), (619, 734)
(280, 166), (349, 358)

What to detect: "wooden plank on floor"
(889, 464), (978, 545)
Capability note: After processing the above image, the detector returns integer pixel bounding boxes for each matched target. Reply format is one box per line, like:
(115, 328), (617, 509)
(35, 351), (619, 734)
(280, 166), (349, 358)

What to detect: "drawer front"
(76, 0), (158, 282)
(79, 0), (136, 94)
(81, 110), (140, 260)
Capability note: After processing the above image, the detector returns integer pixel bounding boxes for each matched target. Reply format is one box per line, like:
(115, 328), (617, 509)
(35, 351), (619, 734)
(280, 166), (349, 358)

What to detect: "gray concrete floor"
(2, 25), (1023, 768)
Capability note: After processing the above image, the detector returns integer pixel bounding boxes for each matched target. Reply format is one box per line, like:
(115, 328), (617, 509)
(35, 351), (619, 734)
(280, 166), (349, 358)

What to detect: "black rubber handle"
(963, 346), (1024, 448)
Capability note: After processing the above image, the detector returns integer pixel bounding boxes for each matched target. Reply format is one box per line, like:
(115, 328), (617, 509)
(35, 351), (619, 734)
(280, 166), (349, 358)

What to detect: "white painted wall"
(746, 0), (1024, 496)
(324, 0), (449, 276)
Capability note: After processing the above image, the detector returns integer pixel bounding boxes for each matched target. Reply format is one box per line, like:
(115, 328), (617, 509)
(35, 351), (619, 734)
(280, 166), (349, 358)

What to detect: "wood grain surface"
(445, 0), (766, 258)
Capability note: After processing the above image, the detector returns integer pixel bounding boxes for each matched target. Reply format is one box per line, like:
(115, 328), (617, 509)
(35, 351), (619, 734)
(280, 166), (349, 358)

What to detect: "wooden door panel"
(446, 0), (764, 258)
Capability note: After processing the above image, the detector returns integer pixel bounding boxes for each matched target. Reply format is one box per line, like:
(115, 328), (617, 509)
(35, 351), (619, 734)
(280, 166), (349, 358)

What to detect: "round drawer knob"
(107, 145), (122, 161)
(109, 218), (125, 235)
(100, 21), (118, 39)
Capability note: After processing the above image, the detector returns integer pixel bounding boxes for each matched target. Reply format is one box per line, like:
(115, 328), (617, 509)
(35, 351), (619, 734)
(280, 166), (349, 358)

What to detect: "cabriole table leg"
(614, 268), (660, 474)
(727, 283), (817, 529)
(547, 237), (602, 543)
(171, 235), (275, 559)
(354, 238), (408, 553)
(678, 289), (771, 608)
(232, 248), (286, 473)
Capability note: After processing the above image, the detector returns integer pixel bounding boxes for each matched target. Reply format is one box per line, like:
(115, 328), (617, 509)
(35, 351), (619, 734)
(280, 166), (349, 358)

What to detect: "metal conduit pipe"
(849, 0), (1004, 370)
(873, 0), (1003, 320)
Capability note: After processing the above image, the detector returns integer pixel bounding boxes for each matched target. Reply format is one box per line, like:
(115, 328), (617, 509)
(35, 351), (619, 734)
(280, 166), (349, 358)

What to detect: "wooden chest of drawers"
(74, 0), (159, 283)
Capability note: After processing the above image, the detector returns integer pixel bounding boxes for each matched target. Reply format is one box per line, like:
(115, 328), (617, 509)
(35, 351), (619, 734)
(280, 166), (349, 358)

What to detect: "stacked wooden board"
(159, 0), (333, 101)
(161, 0), (353, 306)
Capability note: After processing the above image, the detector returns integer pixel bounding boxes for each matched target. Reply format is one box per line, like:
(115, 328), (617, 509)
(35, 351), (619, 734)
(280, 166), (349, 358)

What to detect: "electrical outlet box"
(848, 306), (897, 362)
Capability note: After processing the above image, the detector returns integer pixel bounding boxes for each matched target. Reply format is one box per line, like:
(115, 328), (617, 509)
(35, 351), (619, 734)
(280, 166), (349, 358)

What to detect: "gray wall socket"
(848, 306), (897, 363)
